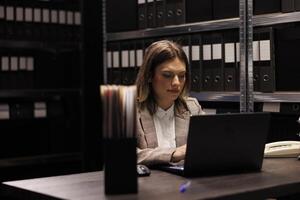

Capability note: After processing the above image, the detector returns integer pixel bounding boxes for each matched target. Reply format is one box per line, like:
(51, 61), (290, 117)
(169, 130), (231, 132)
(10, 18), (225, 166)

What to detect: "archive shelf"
(107, 12), (300, 41)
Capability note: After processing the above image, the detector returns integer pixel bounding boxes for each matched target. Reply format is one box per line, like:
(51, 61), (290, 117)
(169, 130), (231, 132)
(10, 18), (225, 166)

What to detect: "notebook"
(160, 112), (271, 177)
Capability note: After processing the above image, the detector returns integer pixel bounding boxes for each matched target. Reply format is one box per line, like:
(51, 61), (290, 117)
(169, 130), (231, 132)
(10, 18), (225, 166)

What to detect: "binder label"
(122, 50), (129, 68)
(16, 7), (24, 21)
(107, 52), (112, 68)
(212, 44), (222, 60)
(51, 10), (58, 23)
(0, 6), (4, 19)
(34, 8), (42, 22)
(6, 6), (14, 21)
(191, 45), (200, 61)
(253, 41), (259, 61)
(203, 45), (212, 60)
(236, 42), (240, 62)
(260, 40), (271, 61)
(19, 57), (27, 70)
(1, 57), (9, 71)
(42, 9), (50, 23)
(130, 50), (135, 67)
(59, 10), (66, 24)
(136, 49), (143, 67)
(10, 57), (18, 71)
(25, 8), (33, 22)
(113, 51), (120, 68)
(27, 57), (34, 71)
(225, 43), (235, 63)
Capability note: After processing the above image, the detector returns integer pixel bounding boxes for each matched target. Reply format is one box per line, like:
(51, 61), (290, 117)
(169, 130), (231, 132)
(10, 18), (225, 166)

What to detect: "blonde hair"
(135, 40), (190, 115)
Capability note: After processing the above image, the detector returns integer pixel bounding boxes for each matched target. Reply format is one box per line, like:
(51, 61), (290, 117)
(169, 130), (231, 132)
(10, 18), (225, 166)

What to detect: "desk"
(1, 158), (300, 200)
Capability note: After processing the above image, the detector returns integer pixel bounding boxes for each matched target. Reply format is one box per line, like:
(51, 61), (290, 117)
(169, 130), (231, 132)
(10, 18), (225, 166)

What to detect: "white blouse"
(153, 104), (176, 148)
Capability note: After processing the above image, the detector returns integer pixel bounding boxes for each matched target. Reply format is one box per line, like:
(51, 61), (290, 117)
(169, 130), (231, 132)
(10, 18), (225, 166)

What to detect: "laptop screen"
(184, 112), (271, 177)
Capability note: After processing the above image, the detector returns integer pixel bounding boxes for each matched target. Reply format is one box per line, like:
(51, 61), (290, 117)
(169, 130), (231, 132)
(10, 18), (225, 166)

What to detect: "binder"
(165, 0), (174, 25)
(296, 0), (300, 10)
(138, 0), (147, 29)
(223, 30), (239, 91)
(155, 0), (165, 27)
(254, 0), (281, 15)
(135, 40), (145, 77)
(176, 35), (190, 61)
(111, 42), (122, 84)
(147, 0), (155, 28)
(106, 42), (113, 84)
(10, 56), (18, 89)
(5, 3), (16, 40)
(0, 0), (4, 38)
(255, 27), (275, 92)
(173, 0), (185, 25)
(201, 33), (213, 91)
(128, 41), (137, 84)
(281, 0), (295, 12)
(274, 24), (300, 91)
(190, 34), (202, 92)
(186, 0), (212, 23)
(121, 41), (131, 85)
(0, 55), (10, 89)
(213, 0), (238, 19)
(253, 31), (260, 91)
(106, 0), (137, 32)
(210, 33), (224, 91)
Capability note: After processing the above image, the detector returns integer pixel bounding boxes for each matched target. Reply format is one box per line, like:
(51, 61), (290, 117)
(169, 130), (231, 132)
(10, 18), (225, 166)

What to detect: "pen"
(179, 181), (191, 193)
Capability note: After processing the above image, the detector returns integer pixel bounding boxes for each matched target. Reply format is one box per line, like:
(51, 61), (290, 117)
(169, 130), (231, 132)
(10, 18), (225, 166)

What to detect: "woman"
(136, 40), (204, 166)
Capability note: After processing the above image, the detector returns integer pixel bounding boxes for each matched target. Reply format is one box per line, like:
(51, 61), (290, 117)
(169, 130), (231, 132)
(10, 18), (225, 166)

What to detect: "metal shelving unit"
(107, 12), (300, 41)
(105, 10), (300, 104)
(0, 89), (81, 98)
(191, 91), (300, 103)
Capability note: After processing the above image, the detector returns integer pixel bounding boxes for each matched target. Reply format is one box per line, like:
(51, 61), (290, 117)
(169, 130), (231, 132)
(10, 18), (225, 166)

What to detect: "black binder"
(106, 42), (114, 84)
(155, 0), (165, 27)
(255, 27), (275, 93)
(186, 0), (212, 23)
(211, 33), (224, 91)
(147, 0), (155, 28)
(135, 39), (145, 77)
(223, 30), (239, 91)
(201, 33), (213, 91)
(213, 0), (238, 19)
(254, 0), (281, 15)
(110, 42), (122, 84)
(165, 0), (174, 25)
(253, 30), (260, 91)
(107, 0), (137, 32)
(274, 23), (300, 91)
(120, 41), (131, 85)
(138, 0), (147, 29)
(190, 34), (202, 92)
(295, 0), (300, 10)
(173, 0), (185, 25)
(282, 0), (295, 12)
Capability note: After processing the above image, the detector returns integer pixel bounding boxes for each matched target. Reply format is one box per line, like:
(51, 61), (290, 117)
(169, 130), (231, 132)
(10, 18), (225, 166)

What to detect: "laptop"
(159, 112), (271, 177)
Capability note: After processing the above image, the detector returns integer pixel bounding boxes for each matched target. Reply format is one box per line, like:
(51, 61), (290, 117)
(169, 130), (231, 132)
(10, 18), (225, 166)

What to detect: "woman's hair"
(135, 40), (190, 115)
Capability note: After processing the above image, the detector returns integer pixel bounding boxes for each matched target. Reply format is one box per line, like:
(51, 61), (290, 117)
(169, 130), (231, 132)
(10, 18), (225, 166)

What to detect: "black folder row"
(107, 0), (299, 32)
(0, 49), (80, 89)
(0, 0), (81, 42)
(106, 27), (275, 92)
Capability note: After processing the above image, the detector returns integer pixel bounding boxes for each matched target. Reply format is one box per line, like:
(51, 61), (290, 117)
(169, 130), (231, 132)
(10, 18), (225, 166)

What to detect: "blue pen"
(179, 181), (191, 193)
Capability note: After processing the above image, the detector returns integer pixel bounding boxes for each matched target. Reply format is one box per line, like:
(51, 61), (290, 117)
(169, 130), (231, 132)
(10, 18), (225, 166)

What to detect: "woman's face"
(151, 57), (186, 110)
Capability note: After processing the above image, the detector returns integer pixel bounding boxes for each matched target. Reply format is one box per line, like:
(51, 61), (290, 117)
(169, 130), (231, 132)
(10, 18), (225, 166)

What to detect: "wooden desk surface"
(1, 158), (300, 200)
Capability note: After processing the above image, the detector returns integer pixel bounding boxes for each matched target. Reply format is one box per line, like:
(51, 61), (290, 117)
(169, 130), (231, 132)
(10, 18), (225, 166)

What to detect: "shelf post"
(239, 0), (254, 112)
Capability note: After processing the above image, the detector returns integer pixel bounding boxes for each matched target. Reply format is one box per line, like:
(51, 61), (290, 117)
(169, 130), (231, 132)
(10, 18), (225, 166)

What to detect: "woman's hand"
(171, 144), (186, 162)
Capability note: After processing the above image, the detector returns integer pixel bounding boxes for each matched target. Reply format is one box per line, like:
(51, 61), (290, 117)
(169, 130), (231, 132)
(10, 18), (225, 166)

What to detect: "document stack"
(100, 85), (137, 194)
